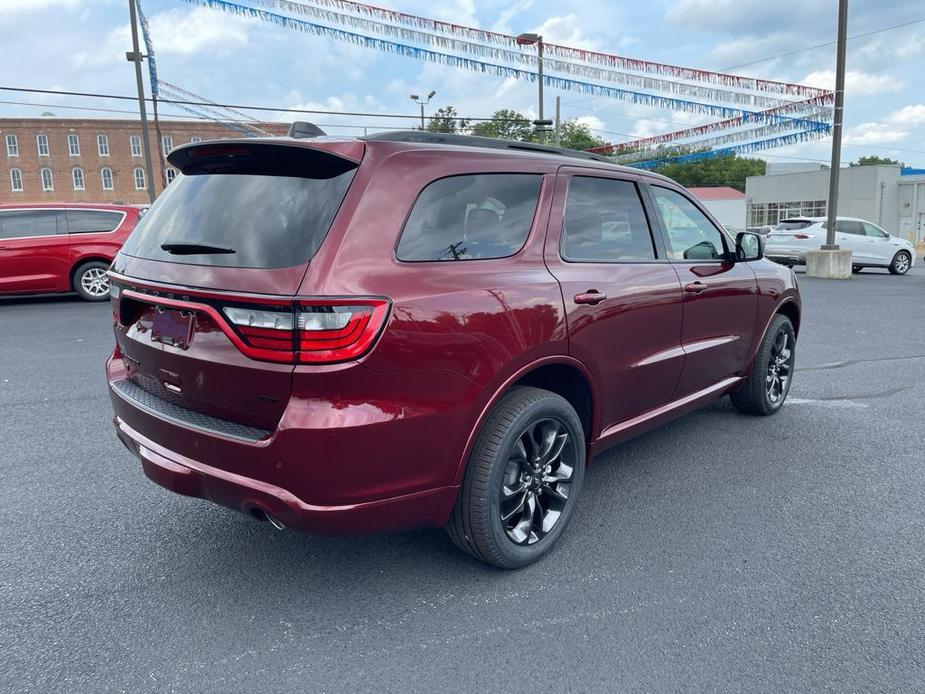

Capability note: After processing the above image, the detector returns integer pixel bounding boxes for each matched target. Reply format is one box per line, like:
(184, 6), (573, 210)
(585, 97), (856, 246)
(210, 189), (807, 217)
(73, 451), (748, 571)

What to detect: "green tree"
(425, 106), (470, 134)
(469, 109), (535, 141)
(850, 155), (903, 167)
(556, 119), (608, 151)
(650, 154), (766, 192)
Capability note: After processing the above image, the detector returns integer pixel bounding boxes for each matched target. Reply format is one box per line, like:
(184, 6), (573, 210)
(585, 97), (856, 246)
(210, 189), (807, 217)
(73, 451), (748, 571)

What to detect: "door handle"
(684, 281), (708, 294)
(574, 290), (607, 305)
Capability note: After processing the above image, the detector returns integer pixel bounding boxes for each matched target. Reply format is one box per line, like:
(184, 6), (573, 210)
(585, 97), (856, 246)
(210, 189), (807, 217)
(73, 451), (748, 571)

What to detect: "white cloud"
(530, 15), (600, 50)
(802, 70), (903, 96)
(843, 122), (908, 146)
(574, 115), (605, 132)
(0, 0), (81, 12)
(887, 104), (925, 126)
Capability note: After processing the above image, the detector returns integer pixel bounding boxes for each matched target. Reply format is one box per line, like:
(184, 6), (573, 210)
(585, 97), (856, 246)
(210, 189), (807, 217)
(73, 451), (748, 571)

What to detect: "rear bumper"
(114, 415), (457, 535)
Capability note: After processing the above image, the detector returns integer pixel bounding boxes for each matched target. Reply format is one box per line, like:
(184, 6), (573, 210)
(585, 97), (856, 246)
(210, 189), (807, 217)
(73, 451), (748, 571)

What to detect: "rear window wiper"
(160, 242), (236, 255)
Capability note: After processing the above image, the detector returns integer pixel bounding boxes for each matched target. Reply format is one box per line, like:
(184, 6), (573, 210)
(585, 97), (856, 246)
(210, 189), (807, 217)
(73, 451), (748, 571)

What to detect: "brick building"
(1, 117), (288, 205)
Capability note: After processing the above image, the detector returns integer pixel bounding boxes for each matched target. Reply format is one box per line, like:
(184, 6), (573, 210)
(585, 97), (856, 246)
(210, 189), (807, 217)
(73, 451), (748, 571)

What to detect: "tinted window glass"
(0, 210), (58, 239)
(397, 174), (542, 261)
(652, 187), (727, 261)
(775, 220), (812, 230)
(120, 170), (356, 268)
(836, 220), (864, 235)
(66, 210), (123, 234)
(561, 177), (655, 262)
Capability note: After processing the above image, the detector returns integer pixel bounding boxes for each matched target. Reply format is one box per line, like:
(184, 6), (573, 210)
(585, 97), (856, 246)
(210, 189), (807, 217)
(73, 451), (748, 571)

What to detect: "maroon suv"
(106, 130), (800, 568)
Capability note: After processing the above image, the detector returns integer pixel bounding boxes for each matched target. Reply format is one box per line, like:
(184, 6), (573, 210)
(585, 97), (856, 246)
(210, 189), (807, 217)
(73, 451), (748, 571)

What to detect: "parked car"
(0, 203), (143, 301)
(106, 129), (801, 568)
(765, 217), (916, 274)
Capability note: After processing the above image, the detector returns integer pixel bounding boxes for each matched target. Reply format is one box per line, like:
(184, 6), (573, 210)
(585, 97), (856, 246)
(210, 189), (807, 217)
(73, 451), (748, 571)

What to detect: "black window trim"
(645, 182), (734, 264)
(393, 171), (546, 264)
(557, 172), (666, 265)
(0, 207), (125, 240)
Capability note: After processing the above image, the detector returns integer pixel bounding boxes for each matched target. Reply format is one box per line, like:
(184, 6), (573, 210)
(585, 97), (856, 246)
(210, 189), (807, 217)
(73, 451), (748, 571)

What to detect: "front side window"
(561, 177), (656, 262)
(72, 167), (85, 191)
(5, 134), (18, 157)
(397, 173), (542, 261)
(862, 222), (888, 238)
(652, 186), (727, 261)
(101, 167), (114, 191)
(835, 220), (864, 236)
(0, 210), (58, 239)
(133, 167), (146, 190)
(10, 168), (23, 191)
(97, 134), (109, 156)
(130, 135), (142, 157)
(68, 133), (80, 156)
(36, 134), (49, 156)
(40, 167), (53, 191)
(66, 209), (123, 234)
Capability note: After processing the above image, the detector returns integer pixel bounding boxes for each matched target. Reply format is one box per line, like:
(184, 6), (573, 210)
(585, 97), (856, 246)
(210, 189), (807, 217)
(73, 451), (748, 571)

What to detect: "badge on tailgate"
(151, 307), (195, 349)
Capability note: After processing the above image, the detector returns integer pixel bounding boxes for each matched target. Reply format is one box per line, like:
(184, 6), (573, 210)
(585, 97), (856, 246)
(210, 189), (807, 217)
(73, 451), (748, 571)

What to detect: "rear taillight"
(222, 299), (389, 364)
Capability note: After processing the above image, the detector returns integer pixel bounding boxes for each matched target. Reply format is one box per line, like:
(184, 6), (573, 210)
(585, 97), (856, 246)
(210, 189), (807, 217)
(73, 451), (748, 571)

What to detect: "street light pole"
(517, 33), (546, 142)
(410, 90), (436, 130)
(823, 0), (849, 249)
(126, 0), (156, 204)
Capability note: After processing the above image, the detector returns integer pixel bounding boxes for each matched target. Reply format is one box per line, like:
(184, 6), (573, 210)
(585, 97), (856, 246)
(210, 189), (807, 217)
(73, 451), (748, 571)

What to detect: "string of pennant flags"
(145, 0), (833, 164)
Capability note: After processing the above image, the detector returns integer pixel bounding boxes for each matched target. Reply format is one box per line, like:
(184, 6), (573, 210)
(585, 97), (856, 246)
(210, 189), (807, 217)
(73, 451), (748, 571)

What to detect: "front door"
(0, 209), (69, 294)
(544, 169), (684, 430)
(647, 185), (758, 398)
(834, 219), (877, 264)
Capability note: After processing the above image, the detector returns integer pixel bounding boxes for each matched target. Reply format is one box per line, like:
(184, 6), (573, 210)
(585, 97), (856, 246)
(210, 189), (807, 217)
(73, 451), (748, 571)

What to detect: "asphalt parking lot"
(2, 265), (924, 693)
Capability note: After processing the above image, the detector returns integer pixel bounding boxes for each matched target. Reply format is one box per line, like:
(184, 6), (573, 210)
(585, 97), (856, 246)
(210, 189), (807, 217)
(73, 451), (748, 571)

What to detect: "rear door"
(647, 184), (758, 398)
(545, 168), (684, 428)
(0, 209), (70, 294)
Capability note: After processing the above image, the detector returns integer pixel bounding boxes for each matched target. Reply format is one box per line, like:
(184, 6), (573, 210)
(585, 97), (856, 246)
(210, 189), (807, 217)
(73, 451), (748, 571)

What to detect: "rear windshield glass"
(775, 220), (813, 231)
(120, 170), (355, 268)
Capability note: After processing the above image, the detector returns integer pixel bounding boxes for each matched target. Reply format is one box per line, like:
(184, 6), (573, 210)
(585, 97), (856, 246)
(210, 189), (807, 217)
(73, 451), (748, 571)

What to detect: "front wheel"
(447, 386), (586, 569)
(73, 261), (111, 301)
(731, 314), (796, 416)
(889, 251), (911, 275)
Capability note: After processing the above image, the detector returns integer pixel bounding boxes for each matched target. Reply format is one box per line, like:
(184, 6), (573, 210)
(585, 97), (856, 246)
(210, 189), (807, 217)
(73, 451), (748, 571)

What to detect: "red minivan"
(106, 130), (800, 568)
(0, 203), (143, 301)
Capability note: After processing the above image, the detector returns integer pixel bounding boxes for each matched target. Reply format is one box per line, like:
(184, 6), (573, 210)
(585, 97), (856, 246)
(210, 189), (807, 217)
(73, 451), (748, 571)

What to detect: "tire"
(447, 386), (586, 569)
(888, 251), (911, 275)
(73, 261), (111, 302)
(730, 314), (796, 416)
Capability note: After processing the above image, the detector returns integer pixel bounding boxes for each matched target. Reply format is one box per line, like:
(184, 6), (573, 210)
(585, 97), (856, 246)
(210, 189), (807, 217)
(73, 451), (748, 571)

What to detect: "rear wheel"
(889, 251), (911, 275)
(447, 386), (586, 569)
(731, 314), (795, 416)
(73, 261), (111, 302)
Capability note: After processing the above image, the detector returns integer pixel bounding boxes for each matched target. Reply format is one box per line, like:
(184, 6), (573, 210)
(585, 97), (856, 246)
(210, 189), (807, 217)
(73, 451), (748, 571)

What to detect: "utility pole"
(554, 96), (561, 146)
(126, 0), (156, 204)
(823, 0), (849, 249)
(517, 33), (548, 142)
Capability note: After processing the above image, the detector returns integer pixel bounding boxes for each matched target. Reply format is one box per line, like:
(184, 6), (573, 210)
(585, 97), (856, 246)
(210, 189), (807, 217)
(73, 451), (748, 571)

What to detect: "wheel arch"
(451, 355), (599, 487)
(775, 297), (801, 337)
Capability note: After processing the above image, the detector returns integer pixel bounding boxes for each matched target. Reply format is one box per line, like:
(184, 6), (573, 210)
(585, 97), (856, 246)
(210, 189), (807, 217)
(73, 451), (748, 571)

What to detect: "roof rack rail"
(360, 130), (614, 164)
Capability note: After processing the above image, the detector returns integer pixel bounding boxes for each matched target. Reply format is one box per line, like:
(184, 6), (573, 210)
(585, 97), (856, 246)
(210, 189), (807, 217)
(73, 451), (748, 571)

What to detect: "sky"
(1, 0), (924, 166)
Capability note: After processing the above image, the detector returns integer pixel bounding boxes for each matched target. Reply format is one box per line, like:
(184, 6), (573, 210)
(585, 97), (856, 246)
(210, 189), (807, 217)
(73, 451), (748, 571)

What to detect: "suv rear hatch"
(110, 139), (381, 434)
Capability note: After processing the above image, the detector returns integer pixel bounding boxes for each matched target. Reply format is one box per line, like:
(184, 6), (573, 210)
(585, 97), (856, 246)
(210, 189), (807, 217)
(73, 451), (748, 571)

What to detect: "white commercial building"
(687, 186), (747, 230)
(745, 165), (925, 245)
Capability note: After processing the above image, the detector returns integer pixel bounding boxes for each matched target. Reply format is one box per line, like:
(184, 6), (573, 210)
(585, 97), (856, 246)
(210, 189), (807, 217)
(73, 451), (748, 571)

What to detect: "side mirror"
(735, 231), (763, 261)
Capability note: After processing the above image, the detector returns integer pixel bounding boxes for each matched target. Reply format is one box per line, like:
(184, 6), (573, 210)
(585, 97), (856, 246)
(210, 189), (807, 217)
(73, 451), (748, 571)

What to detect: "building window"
(130, 135), (142, 157)
(40, 167), (53, 191)
(67, 133), (80, 156)
(97, 134), (109, 156)
(5, 134), (18, 157)
(162, 135), (173, 154)
(101, 167), (113, 191)
(133, 167), (146, 190)
(165, 167), (177, 184)
(190, 136), (202, 144)
(36, 134), (49, 156)
(10, 168), (23, 192)
(72, 167), (85, 191)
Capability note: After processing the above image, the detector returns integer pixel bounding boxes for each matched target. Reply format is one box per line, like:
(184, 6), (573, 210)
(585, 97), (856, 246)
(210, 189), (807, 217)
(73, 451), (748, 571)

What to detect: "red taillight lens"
(793, 234), (814, 240)
(296, 300), (390, 364)
(222, 299), (389, 364)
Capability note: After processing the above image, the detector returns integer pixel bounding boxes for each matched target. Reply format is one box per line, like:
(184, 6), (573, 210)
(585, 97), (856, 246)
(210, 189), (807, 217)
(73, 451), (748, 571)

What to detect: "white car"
(765, 217), (916, 275)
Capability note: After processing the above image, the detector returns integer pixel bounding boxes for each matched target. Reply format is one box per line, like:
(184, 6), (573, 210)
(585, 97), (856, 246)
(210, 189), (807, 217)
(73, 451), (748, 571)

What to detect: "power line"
(720, 15), (925, 70)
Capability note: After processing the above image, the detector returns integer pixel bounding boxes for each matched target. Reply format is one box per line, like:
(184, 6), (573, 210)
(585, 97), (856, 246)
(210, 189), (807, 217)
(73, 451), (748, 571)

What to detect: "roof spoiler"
(288, 121), (327, 139)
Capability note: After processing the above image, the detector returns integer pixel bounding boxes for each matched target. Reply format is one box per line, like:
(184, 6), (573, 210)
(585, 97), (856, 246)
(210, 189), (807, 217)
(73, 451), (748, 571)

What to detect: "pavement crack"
(799, 354), (925, 371)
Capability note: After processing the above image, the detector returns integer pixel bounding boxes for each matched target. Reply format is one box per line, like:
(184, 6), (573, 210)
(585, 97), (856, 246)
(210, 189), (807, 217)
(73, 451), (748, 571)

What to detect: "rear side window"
(66, 210), (123, 234)
(0, 210), (59, 239)
(397, 174), (542, 261)
(775, 220), (812, 231)
(121, 159), (356, 269)
(561, 177), (655, 262)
